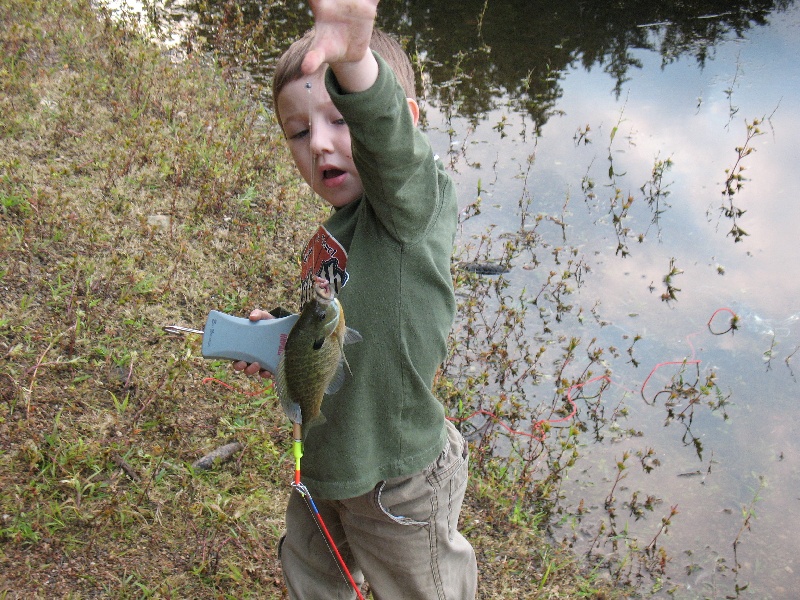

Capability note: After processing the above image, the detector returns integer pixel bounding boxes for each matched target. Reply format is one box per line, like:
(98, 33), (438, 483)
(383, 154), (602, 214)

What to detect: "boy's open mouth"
(323, 168), (345, 180)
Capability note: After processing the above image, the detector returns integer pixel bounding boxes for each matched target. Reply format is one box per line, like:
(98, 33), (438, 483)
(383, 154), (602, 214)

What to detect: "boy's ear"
(406, 98), (420, 126)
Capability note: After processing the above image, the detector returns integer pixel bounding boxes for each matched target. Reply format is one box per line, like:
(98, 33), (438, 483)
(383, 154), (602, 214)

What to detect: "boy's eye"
(289, 128), (309, 140)
(333, 118), (346, 126)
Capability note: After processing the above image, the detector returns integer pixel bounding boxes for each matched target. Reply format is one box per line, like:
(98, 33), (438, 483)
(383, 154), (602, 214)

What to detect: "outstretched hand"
(301, 0), (379, 75)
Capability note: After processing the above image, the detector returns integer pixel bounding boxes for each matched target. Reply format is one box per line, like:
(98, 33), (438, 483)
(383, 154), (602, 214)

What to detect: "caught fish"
(276, 281), (362, 434)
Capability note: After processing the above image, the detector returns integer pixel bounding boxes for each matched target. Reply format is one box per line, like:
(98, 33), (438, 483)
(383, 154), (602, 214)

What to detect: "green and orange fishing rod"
(290, 421), (366, 600)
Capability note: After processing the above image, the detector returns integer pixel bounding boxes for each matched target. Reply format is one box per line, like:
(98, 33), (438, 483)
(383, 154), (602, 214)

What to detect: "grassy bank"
(0, 1), (622, 597)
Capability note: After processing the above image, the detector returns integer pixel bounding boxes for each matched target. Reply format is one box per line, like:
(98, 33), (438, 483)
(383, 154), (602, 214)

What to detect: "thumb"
(301, 48), (326, 75)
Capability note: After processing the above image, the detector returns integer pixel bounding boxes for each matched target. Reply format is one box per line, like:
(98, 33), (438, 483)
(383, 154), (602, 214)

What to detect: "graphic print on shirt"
(300, 225), (349, 307)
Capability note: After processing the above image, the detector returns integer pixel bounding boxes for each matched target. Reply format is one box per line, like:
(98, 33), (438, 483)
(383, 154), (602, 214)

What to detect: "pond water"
(107, 0), (800, 597)
(415, 3), (800, 597)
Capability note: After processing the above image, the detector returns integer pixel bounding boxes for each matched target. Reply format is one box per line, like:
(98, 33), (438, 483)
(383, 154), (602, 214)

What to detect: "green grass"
(0, 1), (625, 598)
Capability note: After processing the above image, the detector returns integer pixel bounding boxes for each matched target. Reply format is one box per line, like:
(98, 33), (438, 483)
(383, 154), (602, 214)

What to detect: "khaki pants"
(279, 420), (477, 599)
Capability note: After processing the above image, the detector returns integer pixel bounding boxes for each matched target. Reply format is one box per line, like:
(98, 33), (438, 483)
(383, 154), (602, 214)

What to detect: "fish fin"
(325, 360), (347, 395)
(282, 399), (303, 426)
(276, 358), (302, 425)
(341, 350), (354, 375)
(343, 327), (362, 345)
(302, 411), (327, 438)
(312, 336), (325, 350)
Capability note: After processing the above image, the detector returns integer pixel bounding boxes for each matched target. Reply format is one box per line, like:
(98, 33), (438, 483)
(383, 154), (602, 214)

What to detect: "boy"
(234, 1), (477, 597)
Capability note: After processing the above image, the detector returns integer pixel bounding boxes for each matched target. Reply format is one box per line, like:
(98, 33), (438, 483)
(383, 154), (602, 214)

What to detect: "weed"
(732, 475), (766, 570)
(660, 257), (683, 303)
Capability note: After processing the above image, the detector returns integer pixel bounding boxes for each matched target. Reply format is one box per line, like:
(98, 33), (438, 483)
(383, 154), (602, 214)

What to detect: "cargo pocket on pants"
(374, 479), (431, 527)
(430, 422), (468, 542)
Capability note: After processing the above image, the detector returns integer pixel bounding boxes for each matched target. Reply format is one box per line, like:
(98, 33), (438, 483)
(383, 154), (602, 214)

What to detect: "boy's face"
(277, 69), (364, 208)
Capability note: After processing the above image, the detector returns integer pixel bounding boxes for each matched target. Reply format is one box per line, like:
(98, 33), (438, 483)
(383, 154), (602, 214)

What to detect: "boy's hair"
(272, 28), (416, 127)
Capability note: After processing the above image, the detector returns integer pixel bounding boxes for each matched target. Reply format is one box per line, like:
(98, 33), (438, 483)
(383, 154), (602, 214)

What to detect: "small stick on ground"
(192, 442), (244, 471)
(111, 453), (141, 482)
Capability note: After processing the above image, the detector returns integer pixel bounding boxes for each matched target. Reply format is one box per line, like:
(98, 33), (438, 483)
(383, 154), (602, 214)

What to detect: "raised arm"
(302, 0), (380, 93)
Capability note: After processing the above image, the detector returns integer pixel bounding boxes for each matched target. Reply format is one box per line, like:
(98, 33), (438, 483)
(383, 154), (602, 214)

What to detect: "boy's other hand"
(302, 0), (379, 76)
(231, 309), (275, 379)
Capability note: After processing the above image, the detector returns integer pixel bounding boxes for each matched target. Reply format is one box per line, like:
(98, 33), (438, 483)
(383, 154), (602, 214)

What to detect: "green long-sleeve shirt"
(298, 53), (458, 500)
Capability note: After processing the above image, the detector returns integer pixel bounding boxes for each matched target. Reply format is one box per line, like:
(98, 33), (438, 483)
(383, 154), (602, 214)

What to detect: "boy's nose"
(309, 123), (333, 156)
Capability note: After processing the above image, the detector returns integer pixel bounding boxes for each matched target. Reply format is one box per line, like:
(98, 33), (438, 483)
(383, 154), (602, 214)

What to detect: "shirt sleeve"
(325, 52), (452, 246)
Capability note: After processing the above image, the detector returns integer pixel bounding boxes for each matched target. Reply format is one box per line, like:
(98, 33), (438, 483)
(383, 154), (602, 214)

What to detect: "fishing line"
(204, 307), (737, 444)
(306, 79), (315, 204)
(204, 307), (738, 442)
(449, 307), (739, 438)
(202, 391), (364, 592)
(707, 306), (737, 334)
(306, 79), (319, 294)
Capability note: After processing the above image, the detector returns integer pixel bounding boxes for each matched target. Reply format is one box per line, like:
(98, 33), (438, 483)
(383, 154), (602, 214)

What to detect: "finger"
(249, 309), (274, 321)
(244, 362), (262, 376)
(232, 360), (247, 372)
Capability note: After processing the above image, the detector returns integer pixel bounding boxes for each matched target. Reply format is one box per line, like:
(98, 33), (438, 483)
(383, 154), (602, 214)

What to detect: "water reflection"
(382, 0), (795, 123)
(190, 0), (794, 125)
